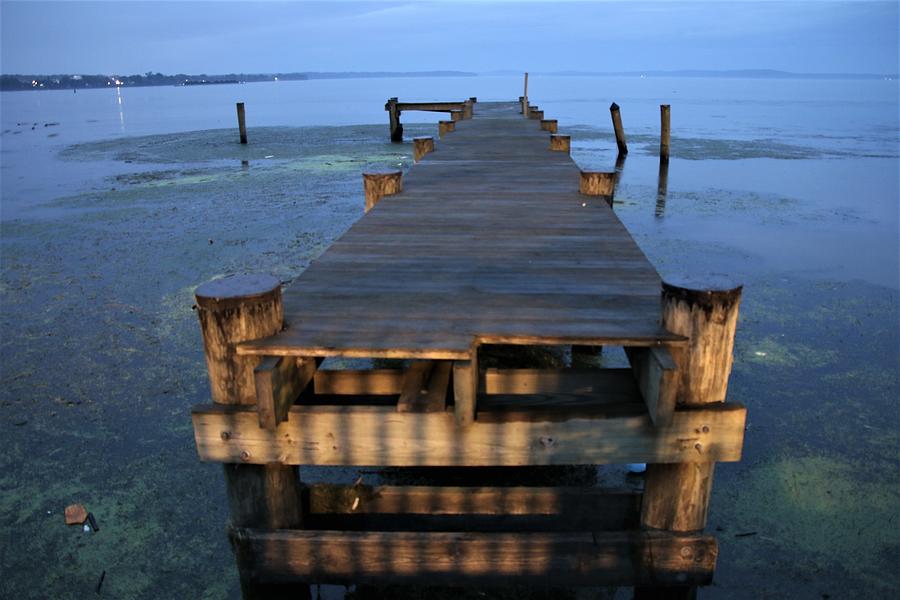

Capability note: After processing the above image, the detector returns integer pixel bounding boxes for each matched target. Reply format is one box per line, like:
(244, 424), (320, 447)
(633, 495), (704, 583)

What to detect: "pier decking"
(191, 97), (746, 598)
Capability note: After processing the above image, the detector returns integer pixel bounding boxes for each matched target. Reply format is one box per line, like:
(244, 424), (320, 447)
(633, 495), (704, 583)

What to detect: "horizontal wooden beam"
(231, 528), (717, 587)
(192, 402), (746, 466)
(482, 368), (637, 398)
(313, 369), (404, 395)
(393, 102), (466, 112)
(626, 347), (678, 426)
(303, 484), (640, 532)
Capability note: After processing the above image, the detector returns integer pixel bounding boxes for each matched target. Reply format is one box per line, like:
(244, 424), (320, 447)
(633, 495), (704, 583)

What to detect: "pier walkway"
(191, 98), (746, 597)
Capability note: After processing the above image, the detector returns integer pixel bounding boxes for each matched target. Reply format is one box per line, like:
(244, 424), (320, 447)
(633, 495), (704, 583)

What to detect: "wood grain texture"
(237, 102), (681, 361)
(191, 401), (746, 466)
(255, 356), (317, 430)
(230, 528), (717, 586)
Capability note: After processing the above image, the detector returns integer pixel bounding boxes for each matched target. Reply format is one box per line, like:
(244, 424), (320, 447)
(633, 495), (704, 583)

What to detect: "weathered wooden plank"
(230, 528), (717, 586)
(231, 102), (676, 362)
(254, 356), (317, 430)
(625, 347), (679, 426)
(314, 369), (405, 395)
(397, 360), (451, 412)
(191, 402), (746, 466)
(482, 368), (636, 397)
(304, 484), (641, 531)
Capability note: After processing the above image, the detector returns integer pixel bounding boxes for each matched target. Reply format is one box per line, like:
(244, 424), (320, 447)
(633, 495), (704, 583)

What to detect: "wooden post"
(660, 104), (671, 162)
(450, 110), (464, 122)
(438, 120), (456, 139)
(579, 170), (617, 207)
(463, 99), (474, 120)
(453, 355), (477, 428)
(610, 102), (628, 155)
(540, 119), (558, 133)
(523, 72), (529, 117)
(236, 102), (248, 144)
(469, 96), (477, 103)
(641, 281), (742, 532)
(387, 97), (403, 142)
(549, 134), (571, 154)
(363, 171), (402, 212)
(194, 274), (306, 599)
(529, 109), (544, 120)
(636, 281), (741, 599)
(413, 136), (435, 163)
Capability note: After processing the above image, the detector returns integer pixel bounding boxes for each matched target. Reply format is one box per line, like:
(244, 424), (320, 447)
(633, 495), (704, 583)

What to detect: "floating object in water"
(64, 503), (88, 525)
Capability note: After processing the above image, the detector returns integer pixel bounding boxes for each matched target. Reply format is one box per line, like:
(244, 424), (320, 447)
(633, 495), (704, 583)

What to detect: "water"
(1, 76), (898, 599)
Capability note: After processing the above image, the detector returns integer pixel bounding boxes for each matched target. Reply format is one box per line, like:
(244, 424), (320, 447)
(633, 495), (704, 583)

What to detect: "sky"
(1, 1), (897, 75)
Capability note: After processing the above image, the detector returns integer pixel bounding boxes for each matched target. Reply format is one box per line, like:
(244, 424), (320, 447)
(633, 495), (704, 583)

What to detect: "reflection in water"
(116, 86), (125, 133)
(656, 158), (669, 217)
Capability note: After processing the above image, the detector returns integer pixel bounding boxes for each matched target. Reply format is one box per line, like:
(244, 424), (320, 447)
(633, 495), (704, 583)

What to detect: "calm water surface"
(1, 76), (898, 599)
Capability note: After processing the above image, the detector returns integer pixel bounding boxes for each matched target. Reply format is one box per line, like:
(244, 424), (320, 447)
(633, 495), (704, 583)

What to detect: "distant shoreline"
(1, 69), (894, 91)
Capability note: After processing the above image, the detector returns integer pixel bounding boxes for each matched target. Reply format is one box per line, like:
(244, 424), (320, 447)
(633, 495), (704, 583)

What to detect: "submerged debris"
(64, 503), (88, 526)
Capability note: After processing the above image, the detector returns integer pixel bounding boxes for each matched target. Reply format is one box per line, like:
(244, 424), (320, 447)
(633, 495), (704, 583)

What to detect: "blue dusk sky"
(1, 1), (897, 75)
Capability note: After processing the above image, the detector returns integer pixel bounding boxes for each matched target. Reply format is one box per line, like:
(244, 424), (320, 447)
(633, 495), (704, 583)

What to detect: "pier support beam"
(363, 171), (403, 213)
(236, 102), (248, 144)
(413, 136), (435, 162)
(610, 102), (628, 155)
(194, 274), (307, 600)
(637, 281), (742, 599)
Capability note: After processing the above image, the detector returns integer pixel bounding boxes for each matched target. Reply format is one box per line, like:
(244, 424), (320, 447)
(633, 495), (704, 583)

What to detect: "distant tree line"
(0, 70), (479, 91)
(0, 72), (309, 91)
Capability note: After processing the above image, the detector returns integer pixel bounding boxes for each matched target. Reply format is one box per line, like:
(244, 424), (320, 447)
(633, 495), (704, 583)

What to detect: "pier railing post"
(523, 72), (529, 117)
(540, 119), (558, 133)
(549, 134), (571, 154)
(413, 136), (435, 162)
(660, 104), (671, 161)
(636, 281), (742, 598)
(363, 171), (403, 212)
(438, 120), (456, 139)
(579, 170), (617, 207)
(194, 274), (306, 599)
(236, 102), (248, 144)
(610, 102), (628, 155)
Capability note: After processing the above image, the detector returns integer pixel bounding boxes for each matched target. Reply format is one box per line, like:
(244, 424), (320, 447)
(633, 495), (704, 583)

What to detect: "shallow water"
(1, 76), (898, 598)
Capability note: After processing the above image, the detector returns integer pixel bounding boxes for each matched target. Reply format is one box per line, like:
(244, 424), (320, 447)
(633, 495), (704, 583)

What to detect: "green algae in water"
(721, 455), (900, 590)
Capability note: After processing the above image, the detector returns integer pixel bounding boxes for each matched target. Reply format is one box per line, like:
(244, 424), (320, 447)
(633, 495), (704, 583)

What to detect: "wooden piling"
(438, 120), (456, 139)
(450, 110), (464, 122)
(529, 109), (544, 120)
(641, 281), (743, 532)
(236, 102), (248, 144)
(387, 97), (403, 143)
(660, 104), (671, 161)
(549, 134), (571, 154)
(363, 171), (402, 212)
(579, 171), (617, 206)
(194, 274), (306, 599)
(463, 99), (474, 120)
(540, 119), (558, 133)
(610, 102), (628, 155)
(413, 136), (435, 163)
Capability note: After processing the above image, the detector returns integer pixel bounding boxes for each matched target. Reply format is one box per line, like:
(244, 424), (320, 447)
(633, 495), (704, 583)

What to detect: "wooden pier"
(192, 98), (745, 598)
